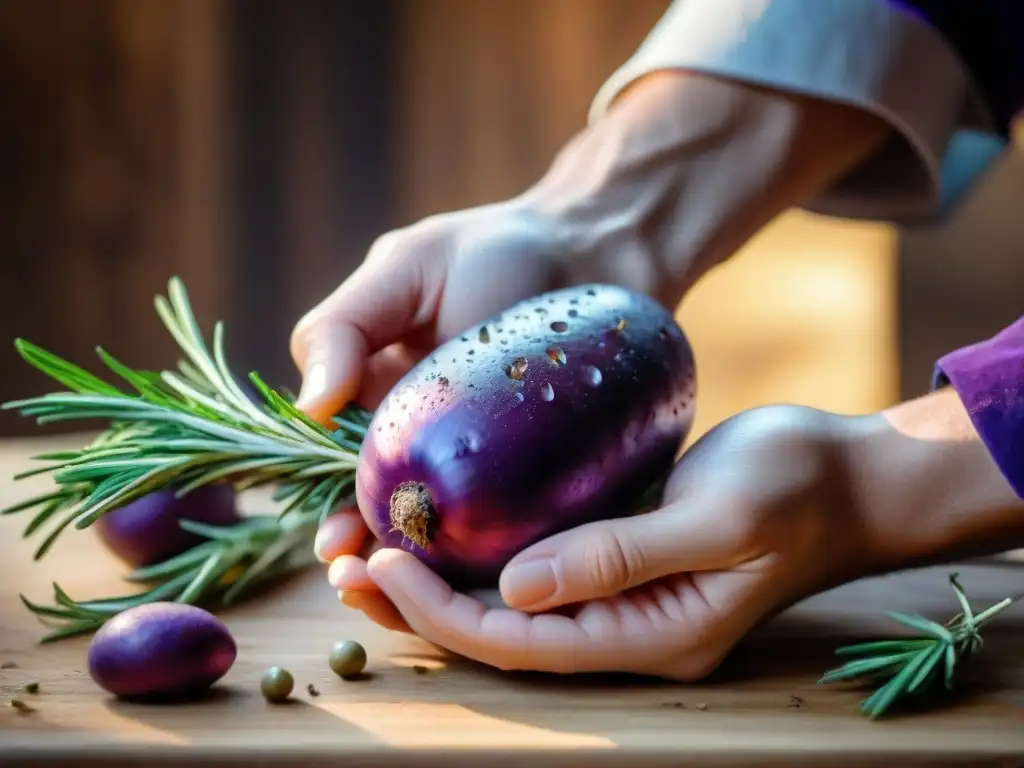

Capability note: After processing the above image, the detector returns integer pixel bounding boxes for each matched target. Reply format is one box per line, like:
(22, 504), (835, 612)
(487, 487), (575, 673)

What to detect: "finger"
(338, 589), (413, 634)
(365, 548), (638, 674)
(499, 496), (746, 612)
(290, 231), (437, 423)
(314, 508), (368, 563)
(328, 555), (378, 591)
(358, 344), (421, 410)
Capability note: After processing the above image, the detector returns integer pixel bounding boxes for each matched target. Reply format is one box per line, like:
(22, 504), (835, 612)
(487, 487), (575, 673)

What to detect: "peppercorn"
(328, 640), (367, 679)
(260, 667), (294, 702)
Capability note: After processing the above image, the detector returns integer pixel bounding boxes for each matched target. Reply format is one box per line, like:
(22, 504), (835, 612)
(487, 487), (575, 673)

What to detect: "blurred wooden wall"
(394, 0), (901, 441)
(0, 0), (1017, 442)
(897, 147), (1024, 399)
(0, 0), (394, 435)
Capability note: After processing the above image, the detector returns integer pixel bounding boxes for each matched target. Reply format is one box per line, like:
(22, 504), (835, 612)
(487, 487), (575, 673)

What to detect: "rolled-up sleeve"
(588, 0), (1013, 224)
(932, 317), (1024, 500)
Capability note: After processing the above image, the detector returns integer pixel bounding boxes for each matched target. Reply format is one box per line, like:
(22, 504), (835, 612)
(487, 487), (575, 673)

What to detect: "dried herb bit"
(787, 696), (804, 709)
(307, 683), (320, 697)
(329, 640), (367, 679)
(10, 698), (34, 714)
(260, 667), (294, 703)
(412, 665), (428, 675)
(21, 681), (39, 694)
(819, 573), (1023, 719)
(1, 661), (18, 669)
(659, 701), (685, 709)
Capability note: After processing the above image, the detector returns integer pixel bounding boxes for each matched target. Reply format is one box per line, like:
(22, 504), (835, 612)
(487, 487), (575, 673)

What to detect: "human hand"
(289, 198), (644, 425)
(318, 404), (877, 676)
(322, 386), (1024, 676)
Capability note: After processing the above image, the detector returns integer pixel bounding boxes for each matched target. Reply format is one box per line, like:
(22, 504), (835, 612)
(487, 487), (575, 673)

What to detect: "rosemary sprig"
(819, 573), (1022, 718)
(19, 506), (322, 643)
(2, 277), (373, 638)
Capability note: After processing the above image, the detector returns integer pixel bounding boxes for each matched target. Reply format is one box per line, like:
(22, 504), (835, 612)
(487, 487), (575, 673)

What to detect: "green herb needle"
(818, 573), (1022, 718)
(2, 277), (371, 640)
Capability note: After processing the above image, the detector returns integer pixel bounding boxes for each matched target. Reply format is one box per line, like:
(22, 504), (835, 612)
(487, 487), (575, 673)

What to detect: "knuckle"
(580, 529), (647, 594)
(366, 228), (404, 262)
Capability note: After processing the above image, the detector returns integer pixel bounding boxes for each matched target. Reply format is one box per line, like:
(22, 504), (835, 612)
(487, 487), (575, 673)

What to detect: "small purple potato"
(87, 602), (237, 699)
(94, 485), (240, 567)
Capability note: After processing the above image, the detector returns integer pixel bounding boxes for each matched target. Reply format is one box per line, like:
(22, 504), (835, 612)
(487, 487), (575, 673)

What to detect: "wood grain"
(1, 435), (1023, 767)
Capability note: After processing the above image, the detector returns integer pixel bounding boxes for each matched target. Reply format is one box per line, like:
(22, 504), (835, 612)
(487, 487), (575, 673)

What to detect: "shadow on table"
(27, 562), (1020, 766)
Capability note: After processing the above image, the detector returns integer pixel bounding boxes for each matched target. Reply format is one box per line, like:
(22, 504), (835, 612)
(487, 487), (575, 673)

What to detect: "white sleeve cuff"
(588, 0), (1006, 224)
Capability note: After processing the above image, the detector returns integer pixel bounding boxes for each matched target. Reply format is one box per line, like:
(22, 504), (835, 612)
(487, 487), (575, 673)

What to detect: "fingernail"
(340, 590), (364, 610)
(502, 558), (557, 607)
(313, 525), (334, 563)
(296, 362), (328, 408)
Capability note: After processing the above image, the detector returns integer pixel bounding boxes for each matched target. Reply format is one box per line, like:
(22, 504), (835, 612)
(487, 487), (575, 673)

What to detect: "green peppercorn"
(328, 640), (367, 679)
(260, 666), (294, 702)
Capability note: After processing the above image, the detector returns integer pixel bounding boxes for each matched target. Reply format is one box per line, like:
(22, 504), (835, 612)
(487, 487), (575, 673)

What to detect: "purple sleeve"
(931, 315), (1024, 499)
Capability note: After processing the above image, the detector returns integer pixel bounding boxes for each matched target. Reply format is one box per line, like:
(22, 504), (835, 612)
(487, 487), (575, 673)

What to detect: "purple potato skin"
(355, 284), (697, 587)
(94, 485), (240, 567)
(87, 602), (237, 699)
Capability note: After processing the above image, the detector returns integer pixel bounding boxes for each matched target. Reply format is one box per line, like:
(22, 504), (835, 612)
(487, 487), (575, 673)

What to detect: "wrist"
(518, 70), (889, 306)
(841, 388), (1024, 573)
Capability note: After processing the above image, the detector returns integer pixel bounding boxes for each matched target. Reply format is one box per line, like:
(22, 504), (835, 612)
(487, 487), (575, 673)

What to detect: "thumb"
(289, 231), (426, 424)
(498, 499), (740, 612)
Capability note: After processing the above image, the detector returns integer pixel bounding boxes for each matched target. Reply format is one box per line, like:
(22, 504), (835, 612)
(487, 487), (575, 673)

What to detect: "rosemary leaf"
(123, 541), (222, 582)
(176, 550), (245, 605)
(860, 645), (939, 717)
(944, 642), (957, 688)
(4, 276), (369, 641)
(833, 639), (934, 657)
(39, 620), (106, 644)
(23, 499), (68, 538)
(19, 594), (80, 621)
(816, 650), (924, 684)
(221, 528), (305, 604)
(906, 643), (946, 693)
(33, 507), (83, 561)
(820, 574), (1022, 719)
(884, 611), (954, 642)
(77, 571), (196, 611)
(177, 518), (244, 542)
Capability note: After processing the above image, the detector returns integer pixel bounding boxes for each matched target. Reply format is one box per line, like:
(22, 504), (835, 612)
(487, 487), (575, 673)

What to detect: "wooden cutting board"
(1, 434), (1023, 767)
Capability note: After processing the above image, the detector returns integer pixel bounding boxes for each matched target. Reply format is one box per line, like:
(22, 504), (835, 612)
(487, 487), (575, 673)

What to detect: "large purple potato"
(355, 284), (697, 585)
(94, 485), (240, 567)
(87, 602), (237, 698)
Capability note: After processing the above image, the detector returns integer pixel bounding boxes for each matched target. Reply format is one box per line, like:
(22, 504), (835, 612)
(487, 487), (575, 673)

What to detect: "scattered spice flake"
(10, 698), (34, 714)
(659, 701), (685, 709)
(21, 681), (39, 694)
(1, 661), (18, 669)
(412, 665), (428, 675)
(787, 696), (805, 709)
(695, 703), (707, 711)
(307, 683), (320, 697)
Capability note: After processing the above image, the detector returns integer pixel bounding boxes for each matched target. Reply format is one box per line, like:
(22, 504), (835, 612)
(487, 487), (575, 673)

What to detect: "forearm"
(521, 71), (889, 307)
(845, 387), (1024, 572)
(519, 0), (1005, 308)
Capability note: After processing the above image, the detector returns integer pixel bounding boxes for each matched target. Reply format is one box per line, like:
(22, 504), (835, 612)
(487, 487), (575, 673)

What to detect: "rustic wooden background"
(0, 0), (1020, 438)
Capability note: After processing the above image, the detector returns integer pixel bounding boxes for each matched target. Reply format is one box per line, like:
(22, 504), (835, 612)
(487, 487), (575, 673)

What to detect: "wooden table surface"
(1, 434), (1023, 767)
